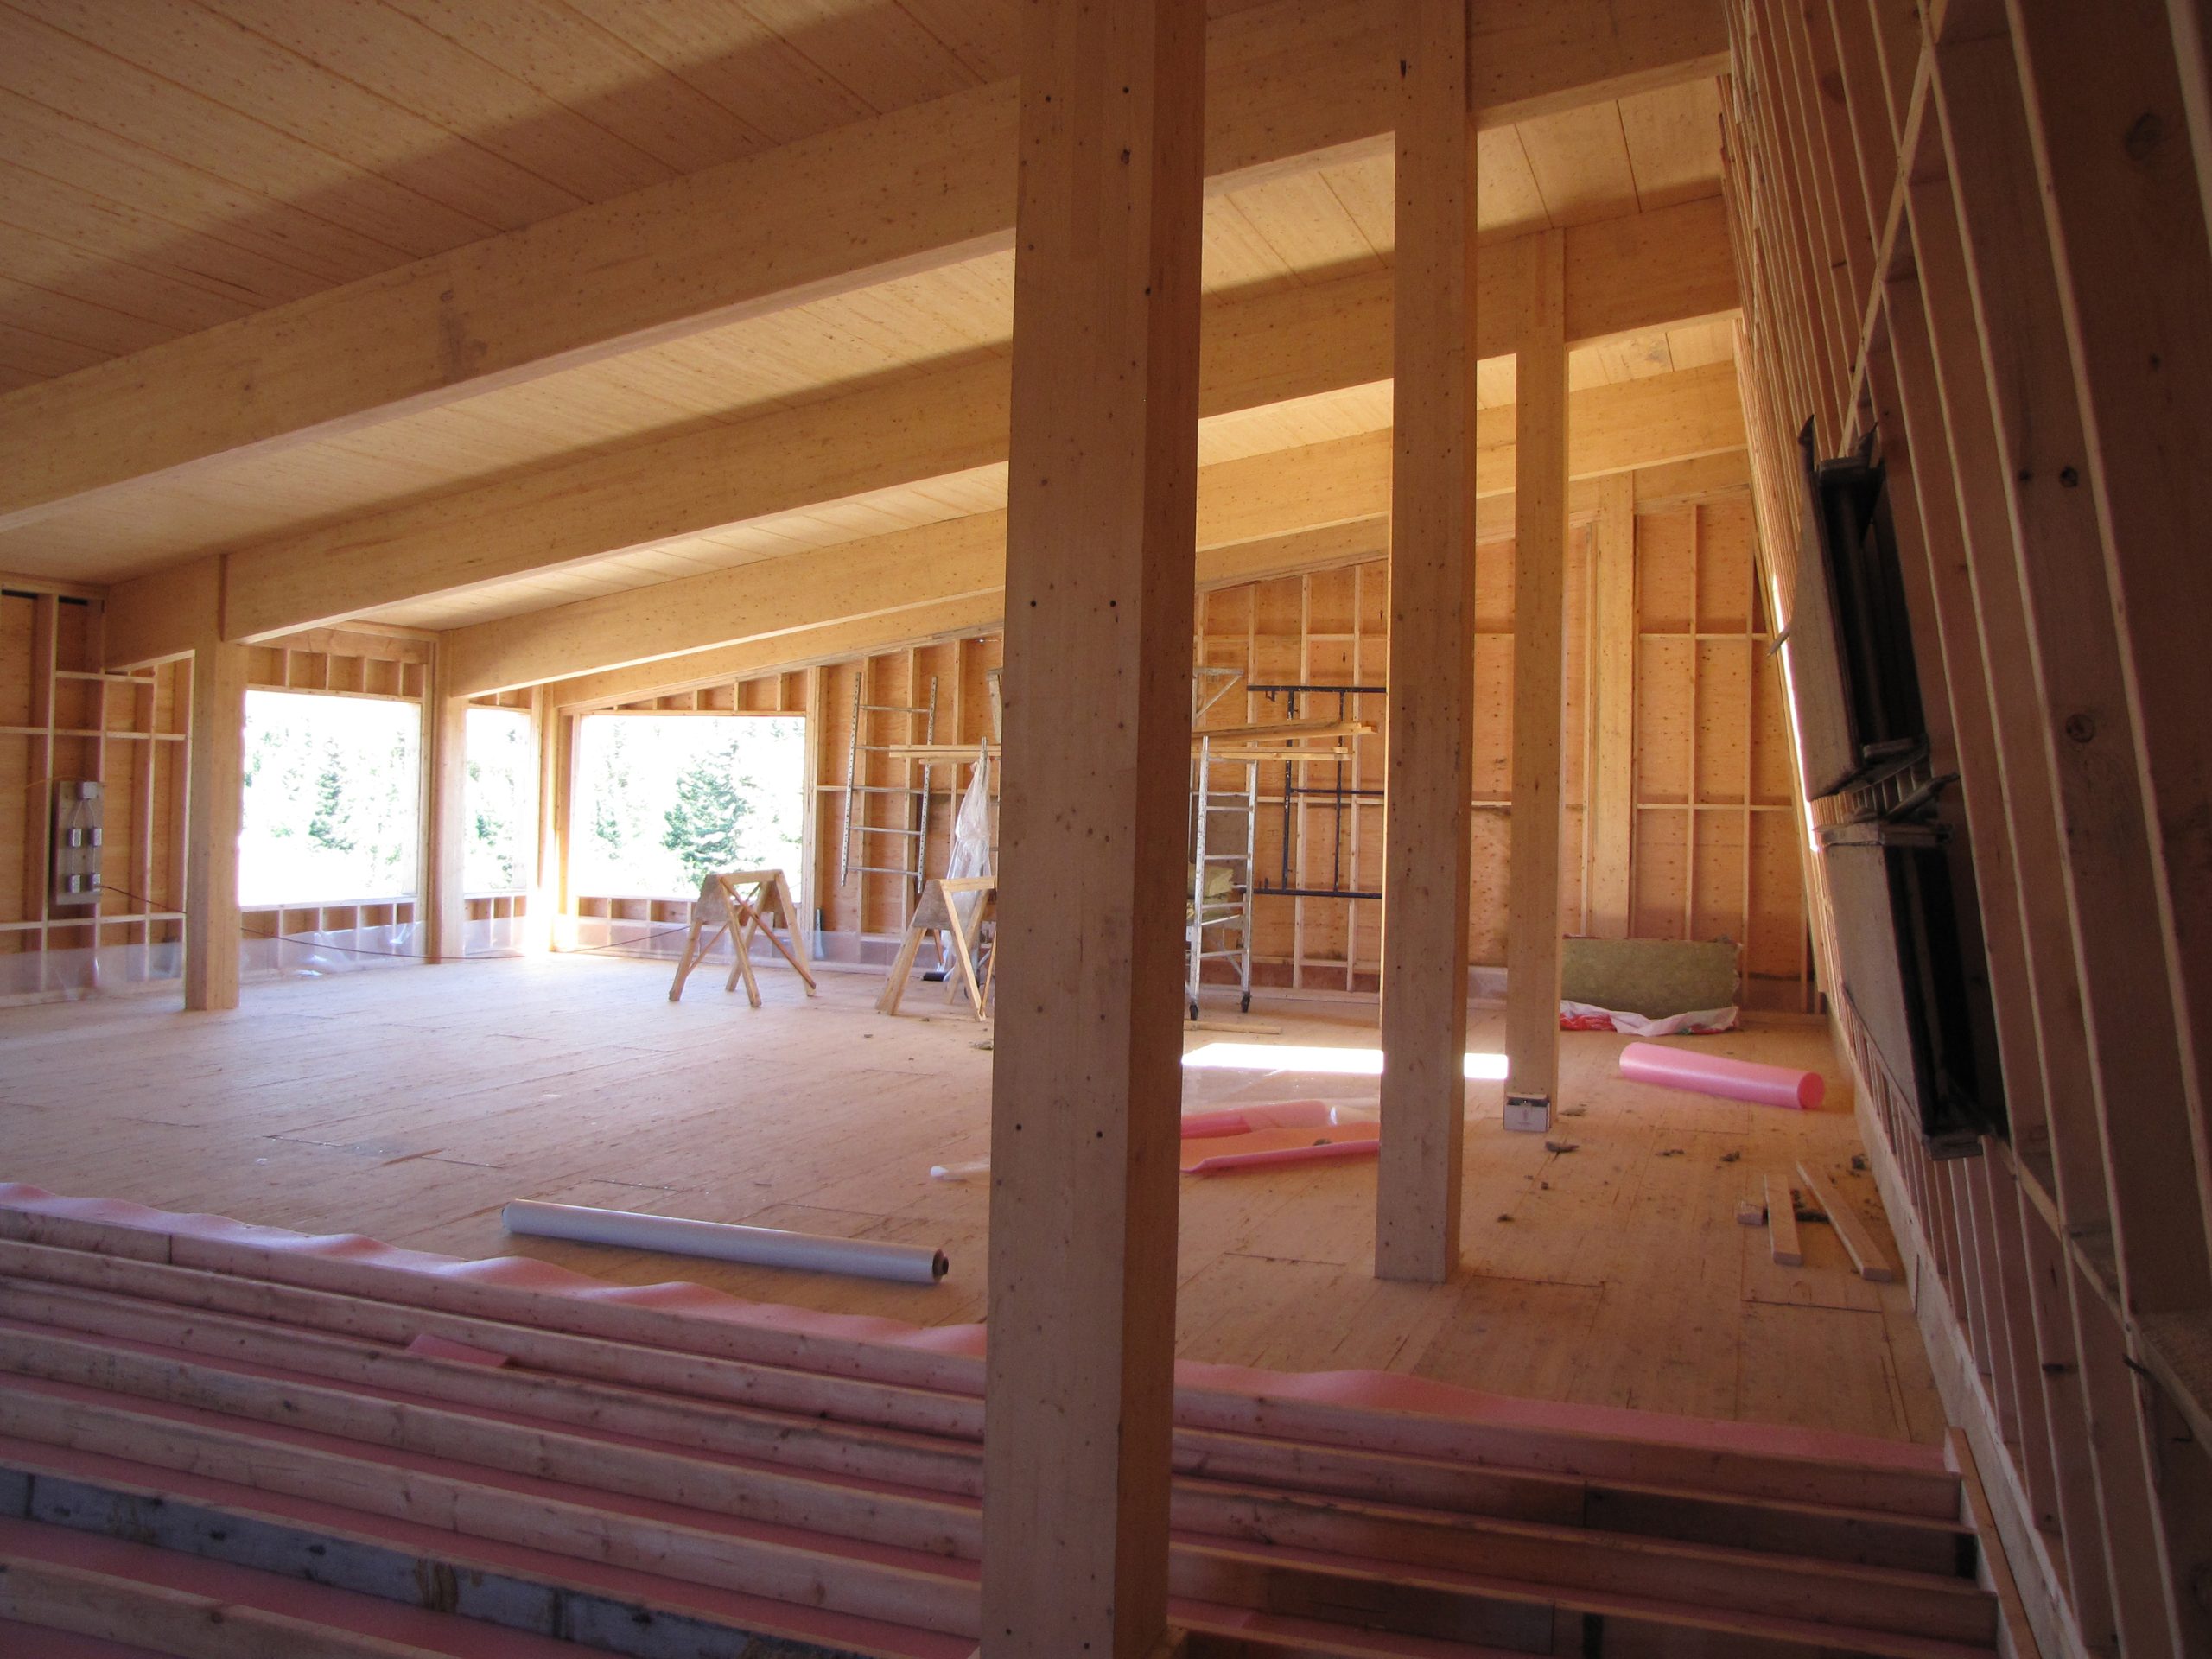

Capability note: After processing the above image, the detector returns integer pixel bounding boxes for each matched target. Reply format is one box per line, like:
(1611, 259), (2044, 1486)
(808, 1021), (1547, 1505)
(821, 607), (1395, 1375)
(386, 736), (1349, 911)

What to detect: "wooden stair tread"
(0, 1613), (181, 1659)
(1, 1264), (1971, 1571)
(0, 1515), (592, 1659)
(3, 1435), (974, 1659)
(0, 1230), (1959, 1516)
(0, 1308), (1993, 1641)
(0, 1206), (2006, 1659)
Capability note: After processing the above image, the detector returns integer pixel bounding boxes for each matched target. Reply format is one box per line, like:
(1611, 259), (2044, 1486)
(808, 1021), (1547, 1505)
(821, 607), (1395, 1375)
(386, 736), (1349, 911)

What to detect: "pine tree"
(306, 740), (353, 853)
(661, 738), (753, 885)
(592, 725), (630, 861)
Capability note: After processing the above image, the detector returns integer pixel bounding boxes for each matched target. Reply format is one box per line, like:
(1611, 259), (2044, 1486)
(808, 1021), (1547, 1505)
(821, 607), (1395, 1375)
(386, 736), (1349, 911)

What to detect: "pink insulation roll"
(1618, 1041), (1826, 1111)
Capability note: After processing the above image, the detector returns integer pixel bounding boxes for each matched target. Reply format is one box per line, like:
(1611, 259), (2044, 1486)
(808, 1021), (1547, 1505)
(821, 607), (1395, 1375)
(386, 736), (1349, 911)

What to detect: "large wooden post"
(422, 657), (470, 964)
(1377, 0), (1475, 1281)
(1504, 232), (1569, 1133)
(522, 687), (555, 954)
(183, 632), (245, 1012)
(980, 2), (1204, 1654)
(1586, 472), (1637, 939)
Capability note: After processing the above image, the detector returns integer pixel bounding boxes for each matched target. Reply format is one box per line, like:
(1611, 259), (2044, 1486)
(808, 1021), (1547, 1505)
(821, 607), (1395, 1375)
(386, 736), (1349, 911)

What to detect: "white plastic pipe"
(502, 1199), (947, 1284)
(1618, 1041), (1826, 1110)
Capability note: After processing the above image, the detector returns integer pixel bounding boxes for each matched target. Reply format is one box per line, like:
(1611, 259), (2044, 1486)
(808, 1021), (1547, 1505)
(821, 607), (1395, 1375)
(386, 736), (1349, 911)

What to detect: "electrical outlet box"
(50, 779), (102, 908)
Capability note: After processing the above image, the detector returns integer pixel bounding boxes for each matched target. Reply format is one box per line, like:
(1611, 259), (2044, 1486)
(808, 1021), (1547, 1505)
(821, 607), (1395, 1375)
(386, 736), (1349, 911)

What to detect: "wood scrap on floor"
(1764, 1173), (1804, 1268)
(1796, 1161), (1894, 1281)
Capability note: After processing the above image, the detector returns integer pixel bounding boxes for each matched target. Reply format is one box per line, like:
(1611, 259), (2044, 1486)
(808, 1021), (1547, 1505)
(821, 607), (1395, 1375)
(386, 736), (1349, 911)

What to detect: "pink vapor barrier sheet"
(1618, 1040), (1826, 1110)
(1178, 1100), (1336, 1138)
(0, 1181), (1947, 1475)
(1179, 1123), (1380, 1175)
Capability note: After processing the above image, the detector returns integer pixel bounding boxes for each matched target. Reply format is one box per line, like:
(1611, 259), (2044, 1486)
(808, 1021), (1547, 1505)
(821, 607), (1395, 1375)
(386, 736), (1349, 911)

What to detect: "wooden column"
(1932, 25), (2212, 1652)
(183, 634), (245, 1012)
(1377, 0), (1475, 1280)
(1586, 472), (1636, 939)
(521, 687), (555, 953)
(980, 2), (1203, 1654)
(421, 655), (469, 964)
(1504, 232), (1568, 1132)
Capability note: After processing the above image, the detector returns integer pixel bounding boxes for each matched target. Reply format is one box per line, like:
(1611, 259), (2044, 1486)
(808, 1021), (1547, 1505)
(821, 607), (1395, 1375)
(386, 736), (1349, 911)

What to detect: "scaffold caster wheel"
(1188, 998), (1200, 1021)
(1240, 992), (1252, 1014)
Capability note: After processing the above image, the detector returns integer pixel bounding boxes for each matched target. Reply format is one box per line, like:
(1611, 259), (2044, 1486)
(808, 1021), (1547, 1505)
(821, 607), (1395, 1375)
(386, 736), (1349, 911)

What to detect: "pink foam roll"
(1179, 1100), (1334, 1139)
(1618, 1040), (1826, 1110)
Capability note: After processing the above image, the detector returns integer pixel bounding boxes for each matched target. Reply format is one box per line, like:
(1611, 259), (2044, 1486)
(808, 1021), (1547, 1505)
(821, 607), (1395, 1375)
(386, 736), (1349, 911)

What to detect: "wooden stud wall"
(1721, 4), (2212, 1656)
(0, 579), (188, 1004)
(782, 520), (1804, 1004)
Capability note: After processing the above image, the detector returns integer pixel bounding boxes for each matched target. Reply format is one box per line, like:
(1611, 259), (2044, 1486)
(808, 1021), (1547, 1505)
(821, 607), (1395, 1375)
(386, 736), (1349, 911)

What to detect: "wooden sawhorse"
(877, 876), (995, 1020)
(668, 868), (817, 1007)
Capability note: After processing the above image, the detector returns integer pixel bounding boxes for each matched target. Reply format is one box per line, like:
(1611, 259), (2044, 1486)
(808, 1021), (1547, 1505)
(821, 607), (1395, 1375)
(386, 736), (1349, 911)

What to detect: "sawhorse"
(878, 876), (995, 1020)
(668, 868), (817, 1007)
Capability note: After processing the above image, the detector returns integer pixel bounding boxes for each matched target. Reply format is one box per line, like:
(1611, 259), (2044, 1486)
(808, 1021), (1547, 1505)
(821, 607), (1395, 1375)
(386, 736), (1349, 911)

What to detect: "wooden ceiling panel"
(1619, 78), (1725, 212)
(1217, 165), (1387, 281)
(1198, 382), (1392, 464)
(22, 0), (588, 232)
(554, 0), (876, 142)
(1201, 194), (1303, 293)
(1516, 102), (1642, 227)
(1573, 329), (1675, 389)
(1473, 127), (1549, 241)
(0, 276), (174, 364)
(195, 0), (683, 201)
(372, 0), (776, 174)
(884, 1), (1019, 84)
(1314, 149), (1393, 256)
(0, 83), (406, 287)
(0, 5), (495, 258)
(1665, 317), (1738, 371)
(0, 159), (330, 320)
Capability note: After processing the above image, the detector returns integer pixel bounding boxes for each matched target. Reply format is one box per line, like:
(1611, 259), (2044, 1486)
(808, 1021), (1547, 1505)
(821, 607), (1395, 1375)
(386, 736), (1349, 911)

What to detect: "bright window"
(239, 690), (420, 904)
(570, 715), (807, 901)
(465, 706), (530, 893)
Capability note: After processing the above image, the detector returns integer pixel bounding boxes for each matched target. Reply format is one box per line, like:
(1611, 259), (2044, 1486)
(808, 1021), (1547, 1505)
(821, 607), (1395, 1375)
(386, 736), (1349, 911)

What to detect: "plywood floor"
(0, 953), (1943, 1446)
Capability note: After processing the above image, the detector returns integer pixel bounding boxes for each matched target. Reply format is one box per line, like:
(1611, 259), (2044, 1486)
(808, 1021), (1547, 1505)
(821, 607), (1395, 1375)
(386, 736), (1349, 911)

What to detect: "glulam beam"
(443, 359), (1741, 698)
(105, 199), (1738, 654)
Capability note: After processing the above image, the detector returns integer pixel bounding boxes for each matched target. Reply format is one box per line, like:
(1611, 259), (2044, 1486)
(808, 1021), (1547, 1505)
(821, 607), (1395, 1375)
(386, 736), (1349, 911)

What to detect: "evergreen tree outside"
(591, 722), (632, 867)
(238, 691), (421, 904)
(570, 715), (804, 899)
(661, 738), (754, 885)
(463, 707), (529, 892)
(307, 741), (354, 853)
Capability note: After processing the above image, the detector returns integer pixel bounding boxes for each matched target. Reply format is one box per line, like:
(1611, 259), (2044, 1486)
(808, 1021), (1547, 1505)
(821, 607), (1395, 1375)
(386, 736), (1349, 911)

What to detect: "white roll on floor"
(502, 1199), (947, 1284)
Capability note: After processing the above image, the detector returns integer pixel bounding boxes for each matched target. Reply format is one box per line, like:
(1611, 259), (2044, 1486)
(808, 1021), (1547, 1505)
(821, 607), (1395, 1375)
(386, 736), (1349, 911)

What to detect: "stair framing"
(0, 1186), (2008, 1659)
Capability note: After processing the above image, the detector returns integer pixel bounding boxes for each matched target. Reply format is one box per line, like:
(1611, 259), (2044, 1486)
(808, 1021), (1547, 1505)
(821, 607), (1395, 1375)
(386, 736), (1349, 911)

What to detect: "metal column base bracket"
(1504, 1094), (1554, 1134)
